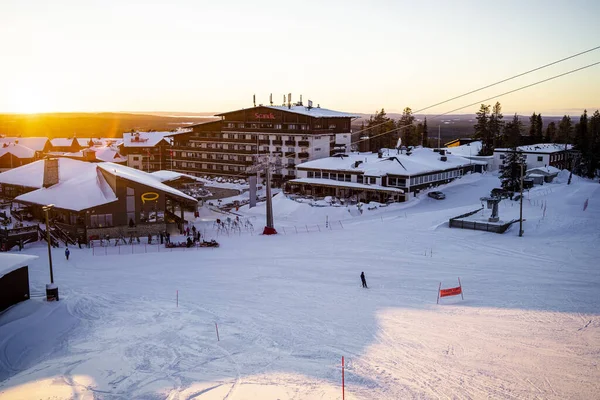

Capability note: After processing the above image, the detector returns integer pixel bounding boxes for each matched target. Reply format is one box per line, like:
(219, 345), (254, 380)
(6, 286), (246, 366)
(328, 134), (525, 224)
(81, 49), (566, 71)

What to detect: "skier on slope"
(360, 271), (368, 288)
(65, 247), (70, 261)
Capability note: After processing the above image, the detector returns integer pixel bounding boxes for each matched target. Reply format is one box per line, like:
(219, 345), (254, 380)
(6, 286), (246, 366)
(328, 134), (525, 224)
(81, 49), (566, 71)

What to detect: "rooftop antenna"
(299, 94), (303, 106)
(287, 93), (291, 109)
(253, 94), (256, 107)
(308, 99), (313, 110)
(270, 93), (273, 106)
(283, 94), (285, 106)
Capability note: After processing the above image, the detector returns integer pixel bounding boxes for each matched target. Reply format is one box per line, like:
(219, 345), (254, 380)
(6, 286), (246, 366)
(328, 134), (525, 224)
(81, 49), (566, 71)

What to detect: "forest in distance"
(0, 111), (565, 143)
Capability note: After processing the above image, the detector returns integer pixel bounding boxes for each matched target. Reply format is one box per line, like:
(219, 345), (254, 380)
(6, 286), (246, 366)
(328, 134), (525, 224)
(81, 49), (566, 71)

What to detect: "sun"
(10, 87), (53, 114)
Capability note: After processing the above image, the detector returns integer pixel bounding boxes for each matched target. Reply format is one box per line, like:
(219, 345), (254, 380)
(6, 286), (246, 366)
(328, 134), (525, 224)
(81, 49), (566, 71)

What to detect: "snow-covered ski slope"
(1, 172), (599, 399)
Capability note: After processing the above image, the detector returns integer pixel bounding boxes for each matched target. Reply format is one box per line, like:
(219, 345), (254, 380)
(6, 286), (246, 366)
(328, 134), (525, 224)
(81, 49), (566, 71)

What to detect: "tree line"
(360, 108), (430, 152)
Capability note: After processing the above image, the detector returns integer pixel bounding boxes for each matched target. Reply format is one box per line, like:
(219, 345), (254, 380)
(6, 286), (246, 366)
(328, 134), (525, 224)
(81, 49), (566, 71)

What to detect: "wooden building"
(0, 158), (197, 242)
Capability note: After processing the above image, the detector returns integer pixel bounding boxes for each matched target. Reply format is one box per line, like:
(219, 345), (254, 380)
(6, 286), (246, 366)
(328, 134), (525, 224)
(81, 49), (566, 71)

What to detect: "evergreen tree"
(574, 110), (598, 178)
(536, 113), (544, 142)
(365, 109), (396, 152)
(500, 149), (526, 192)
(422, 117), (429, 147)
(545, 121), (556, 143)
(557, 115), (573, 144)
(399, 107), (417, 147)
(489, 102), (504, 150)
(473, 104), (492, 155)
(502, 114), (523, 149)
(588, 110), (600, 178)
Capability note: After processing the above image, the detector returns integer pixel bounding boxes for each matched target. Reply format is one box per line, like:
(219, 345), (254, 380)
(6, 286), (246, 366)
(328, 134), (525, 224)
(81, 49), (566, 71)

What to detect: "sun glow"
(9, 87), (54, 114)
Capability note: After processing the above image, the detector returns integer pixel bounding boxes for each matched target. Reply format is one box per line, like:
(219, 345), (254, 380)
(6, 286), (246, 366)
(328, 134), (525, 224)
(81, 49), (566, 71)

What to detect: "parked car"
(428, 191), (446, 200)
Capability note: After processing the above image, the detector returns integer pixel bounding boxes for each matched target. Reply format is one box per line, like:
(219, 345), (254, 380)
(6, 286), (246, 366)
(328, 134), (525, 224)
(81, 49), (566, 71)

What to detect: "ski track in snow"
(1, 173), (599, 399)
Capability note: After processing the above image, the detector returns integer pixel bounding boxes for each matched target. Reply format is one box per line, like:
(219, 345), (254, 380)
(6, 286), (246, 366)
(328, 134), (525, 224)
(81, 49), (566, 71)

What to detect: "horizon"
(1, 0), (599, 115)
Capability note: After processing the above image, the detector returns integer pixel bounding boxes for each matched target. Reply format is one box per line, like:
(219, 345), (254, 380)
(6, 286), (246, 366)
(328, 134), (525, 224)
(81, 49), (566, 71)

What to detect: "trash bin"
(46, 283), (59, 302)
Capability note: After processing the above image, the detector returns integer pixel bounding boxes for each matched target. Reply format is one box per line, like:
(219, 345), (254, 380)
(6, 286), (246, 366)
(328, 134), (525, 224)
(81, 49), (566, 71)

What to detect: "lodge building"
(168, 101), (358, 186)
(287, 148), (484, 203)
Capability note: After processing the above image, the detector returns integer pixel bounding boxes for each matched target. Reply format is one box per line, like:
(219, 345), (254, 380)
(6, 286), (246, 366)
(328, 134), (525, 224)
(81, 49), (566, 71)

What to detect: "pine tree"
(502, 114), (523, 149)
(399, 107), (417, 147)
(536, 114), (543, 142)
(422, 117), (429, 147)
(574, 110), (596, 178)
(489, 102), (504, 150)
(500, 149), (526, 192)
(545, 121), (557, 142)
(365, 109), (396, 152)
(588, 110), (600, 178)
(473, 104), (492, 155)
(557, 115), (573, 144)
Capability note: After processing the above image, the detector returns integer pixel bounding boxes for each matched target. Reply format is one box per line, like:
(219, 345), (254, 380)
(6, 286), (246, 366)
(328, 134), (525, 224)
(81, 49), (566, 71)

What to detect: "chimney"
(43, 158), (59, 188)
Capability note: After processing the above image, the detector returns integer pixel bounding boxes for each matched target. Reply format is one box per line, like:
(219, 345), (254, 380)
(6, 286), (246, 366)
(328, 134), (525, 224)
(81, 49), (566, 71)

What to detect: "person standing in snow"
(65, 247), (70, 261)
(360, 271), (368, 288)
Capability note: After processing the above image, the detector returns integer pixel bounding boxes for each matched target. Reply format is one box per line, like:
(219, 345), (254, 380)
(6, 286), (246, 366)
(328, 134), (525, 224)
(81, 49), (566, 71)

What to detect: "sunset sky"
(1, 0), (599, 116)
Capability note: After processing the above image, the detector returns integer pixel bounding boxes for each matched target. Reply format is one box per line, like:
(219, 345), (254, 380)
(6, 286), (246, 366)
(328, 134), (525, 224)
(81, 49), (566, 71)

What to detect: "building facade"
(169, 103), (357, 185)
(287, 148), (480, 203)
(493, 144), (572, 171)
(120, 131), (188, 173)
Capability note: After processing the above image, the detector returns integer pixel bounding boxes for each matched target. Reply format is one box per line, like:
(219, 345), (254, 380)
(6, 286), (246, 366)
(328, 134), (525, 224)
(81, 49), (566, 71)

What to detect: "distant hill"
(0, 113), (219, 138)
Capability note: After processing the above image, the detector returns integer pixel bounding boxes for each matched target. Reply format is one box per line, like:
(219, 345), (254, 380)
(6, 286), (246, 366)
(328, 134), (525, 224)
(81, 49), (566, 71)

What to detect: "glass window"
(370, 177), (376, 184)
(308, 171), (314, 178)
(314, 171), (321, 178)
(357, 175), (363, 183)
(537, 156), (543, 162)
(345, 174), (351, 182)
(322, 172), (329, 179)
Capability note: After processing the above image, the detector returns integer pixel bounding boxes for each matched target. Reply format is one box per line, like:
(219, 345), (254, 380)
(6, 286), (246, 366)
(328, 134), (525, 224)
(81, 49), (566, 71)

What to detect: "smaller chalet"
(50, 137), (82, 153)
(120, 130), (189, 172)
(0, 144), (37, 171)
(287, 148), (483, 203)
(0, 158), (197, 242)
(493, 144), (572, 171)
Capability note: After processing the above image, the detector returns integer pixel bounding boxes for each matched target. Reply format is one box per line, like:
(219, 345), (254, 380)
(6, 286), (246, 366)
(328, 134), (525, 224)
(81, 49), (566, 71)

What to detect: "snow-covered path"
(1, 173), (599, 399)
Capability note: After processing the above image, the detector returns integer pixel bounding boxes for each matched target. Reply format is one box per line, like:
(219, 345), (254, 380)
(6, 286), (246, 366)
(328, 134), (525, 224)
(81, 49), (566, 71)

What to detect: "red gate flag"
(437, 277), (464, 304)
(440, 286), (462, 297)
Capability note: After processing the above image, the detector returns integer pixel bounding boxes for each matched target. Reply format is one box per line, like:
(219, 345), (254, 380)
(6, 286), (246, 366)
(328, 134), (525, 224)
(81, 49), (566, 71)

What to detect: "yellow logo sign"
(141, 192), (159, 204)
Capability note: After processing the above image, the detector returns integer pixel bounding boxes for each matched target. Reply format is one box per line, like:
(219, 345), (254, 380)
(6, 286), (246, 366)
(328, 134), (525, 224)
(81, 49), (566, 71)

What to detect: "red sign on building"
(255, 112), (276, 120)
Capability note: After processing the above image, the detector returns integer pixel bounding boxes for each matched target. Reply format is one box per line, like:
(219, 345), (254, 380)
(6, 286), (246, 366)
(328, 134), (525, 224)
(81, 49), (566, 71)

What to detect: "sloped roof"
(122, 131), (188, 148)
(216, 105), (360, 119)
(297, 148), (478, 177)
(0, 254), (38, 279)
(0, 137), (49, 152)
(63, 146), (127, 163)
(495, 144), (572, 154)
(50, 138), (77, 147)
(0, 159), (197, 212)
(0, 143), (36, 159)
(150, 170), (203, 183)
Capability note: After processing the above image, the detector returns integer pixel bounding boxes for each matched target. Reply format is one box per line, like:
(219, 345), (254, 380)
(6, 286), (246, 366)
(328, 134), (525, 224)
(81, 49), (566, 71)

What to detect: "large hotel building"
(169, 100), (358, 185)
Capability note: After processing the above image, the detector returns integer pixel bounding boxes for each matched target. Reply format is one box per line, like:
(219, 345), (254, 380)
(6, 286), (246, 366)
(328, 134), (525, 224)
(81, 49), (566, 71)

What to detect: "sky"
(0, 0), (599, 116)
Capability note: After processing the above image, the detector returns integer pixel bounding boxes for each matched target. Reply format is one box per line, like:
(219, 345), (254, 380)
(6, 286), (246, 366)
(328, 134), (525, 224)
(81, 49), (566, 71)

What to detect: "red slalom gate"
(437, 277), (464, 304)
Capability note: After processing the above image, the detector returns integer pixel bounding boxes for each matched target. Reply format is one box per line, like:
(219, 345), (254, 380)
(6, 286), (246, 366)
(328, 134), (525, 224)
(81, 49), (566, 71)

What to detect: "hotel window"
(315, 147), (322, 151)
(275, 147), (282, 152)
(275, 124), (282, 129)
(315, 124), (321, 129)
(238, 123), (245, 128)
(227, 123), (235, 128)
(302, 136), (309, 140)
(287, 147), (294, 152)
(322, 172), (329, 179)
(537, 156), (543, 162)
(337, 174), (345, 181)
(369, 177), (376, 184)
(245, 134), (252, 140)
(202, 163), (207, 169)
(389, 177), (397, 186)
(345, 174), (351, 182)
(300, 125), (308, 130)
(246, 156), (253, 161)
(314, 136), (321, 139)
(314, 171), (321, 178)
(250, 124), (258, 129)
(222, 134), (228, 139)
(308, 171), (314, 178)
(288, 124), (296, 130)
(262, 146), (269, 151)
(357, 175), (363, 183)
(90, 213), (113, 228)
(329, 124), (336, 129)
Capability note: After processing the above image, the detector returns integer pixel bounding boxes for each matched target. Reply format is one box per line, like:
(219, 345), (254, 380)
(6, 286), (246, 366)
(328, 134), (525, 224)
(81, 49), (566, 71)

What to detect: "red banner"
(440, 286), (462, 297)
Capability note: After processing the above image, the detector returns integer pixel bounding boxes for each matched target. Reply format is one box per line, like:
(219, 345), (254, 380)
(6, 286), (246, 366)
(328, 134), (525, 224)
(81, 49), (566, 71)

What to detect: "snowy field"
(1, 172), (599, 399)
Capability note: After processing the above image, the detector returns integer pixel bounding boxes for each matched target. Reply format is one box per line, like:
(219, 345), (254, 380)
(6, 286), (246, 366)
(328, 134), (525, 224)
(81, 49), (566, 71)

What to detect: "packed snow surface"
(0, 172), (599, 399)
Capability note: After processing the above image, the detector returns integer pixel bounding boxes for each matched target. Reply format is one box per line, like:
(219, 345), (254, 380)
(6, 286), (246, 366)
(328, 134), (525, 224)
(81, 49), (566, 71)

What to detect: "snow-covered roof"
(290, 178), (403, 193)
(0, 143), (36, 159)
(50, 138), (77, 148)
(217, 105), (360, 119)
(63, 146), (127, 163)
(0, 158), (197, 211)
(0, 254), (38, 279)
(96, 163), (197, 203)
(495, 144), (572, 154)
(122, 131), (188, 148)
(297, 148), (477, 177)
(527, 165), (561, 175)
(445, 141), (485, 158)
(0, 137), (49, 152)
(150, 170), (203, 183)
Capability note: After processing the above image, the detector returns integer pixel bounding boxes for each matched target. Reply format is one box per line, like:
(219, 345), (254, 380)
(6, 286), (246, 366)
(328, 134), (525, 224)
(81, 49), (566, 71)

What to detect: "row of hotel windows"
(305, 171), (378, 184)
(172, 162), (297, 173)
(224, 122), (340, 130)
(186, 143), (308, 153)
(500, 154), (546, 162)
(409, 169), (462, 186)
(219, 134), (316, 141)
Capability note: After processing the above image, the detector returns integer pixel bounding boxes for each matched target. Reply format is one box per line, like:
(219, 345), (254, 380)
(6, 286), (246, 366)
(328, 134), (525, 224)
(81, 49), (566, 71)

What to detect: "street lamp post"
(43, 204), (59, 301)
